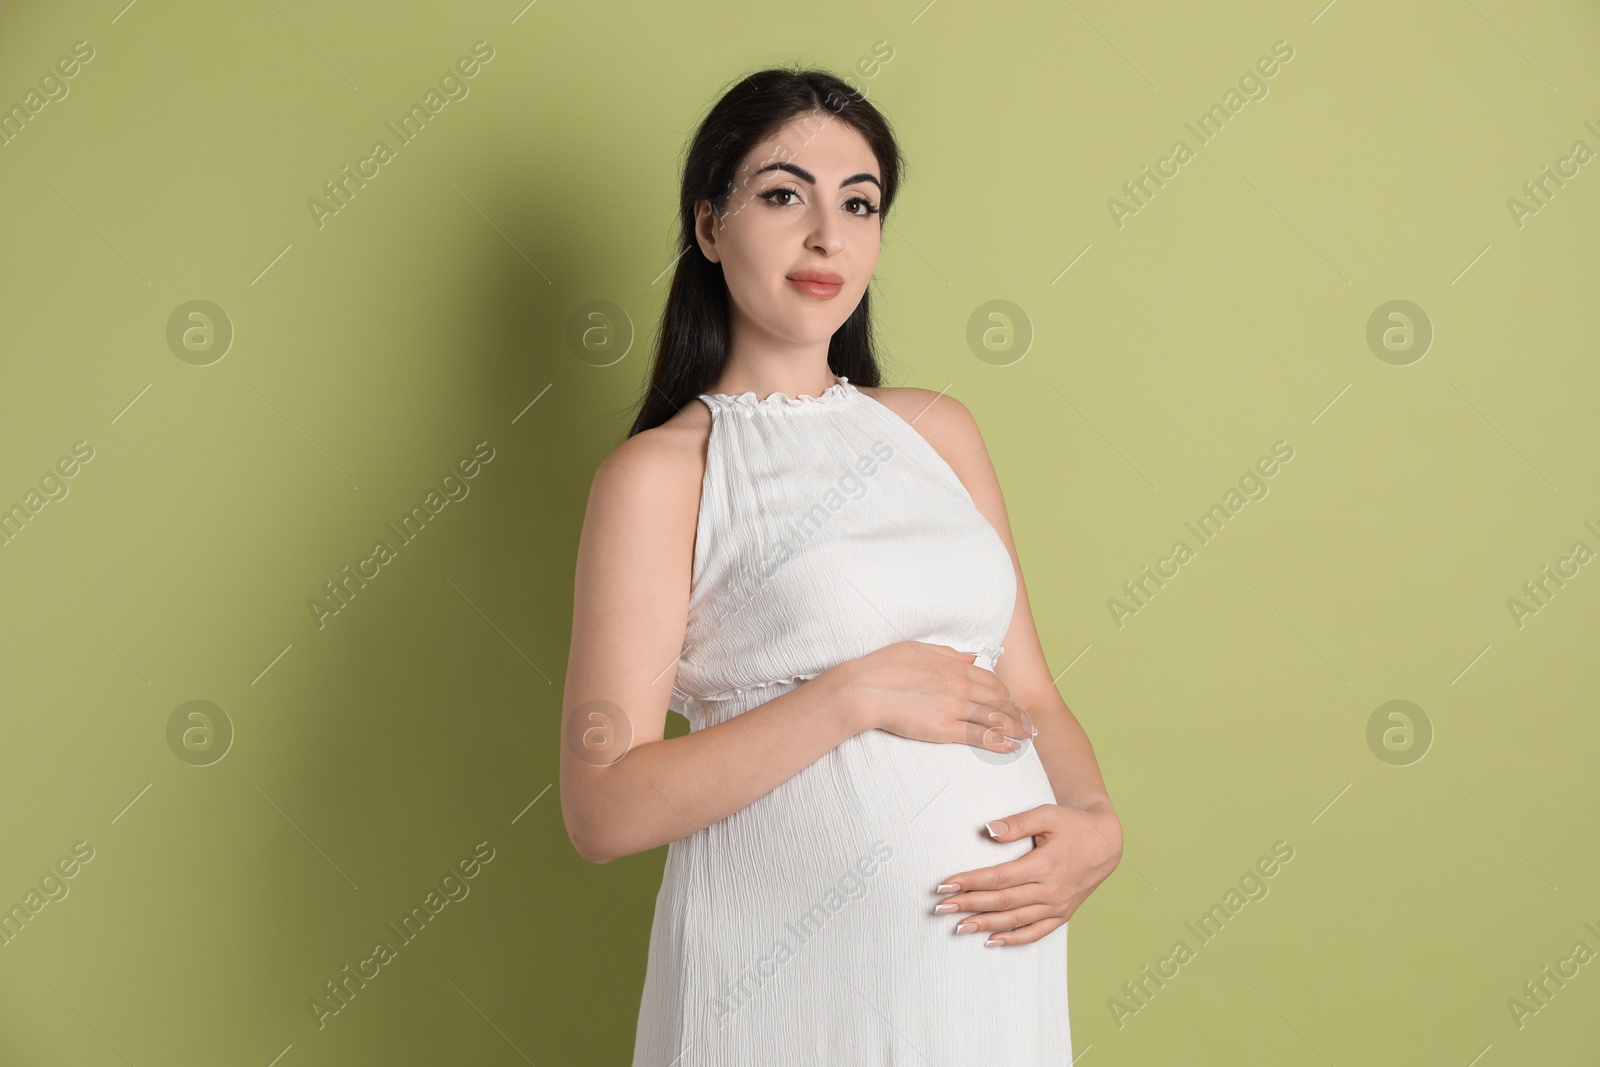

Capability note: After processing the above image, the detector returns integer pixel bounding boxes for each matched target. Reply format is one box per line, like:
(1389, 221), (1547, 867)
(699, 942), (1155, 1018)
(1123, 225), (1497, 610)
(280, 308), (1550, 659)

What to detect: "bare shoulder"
(854, 383), (989, 470)
(586, 400), (713, 537)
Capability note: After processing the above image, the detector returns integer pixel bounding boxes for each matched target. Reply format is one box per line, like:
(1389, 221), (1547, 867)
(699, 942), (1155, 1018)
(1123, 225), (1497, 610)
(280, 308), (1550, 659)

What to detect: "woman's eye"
(760, 187), (880, 217)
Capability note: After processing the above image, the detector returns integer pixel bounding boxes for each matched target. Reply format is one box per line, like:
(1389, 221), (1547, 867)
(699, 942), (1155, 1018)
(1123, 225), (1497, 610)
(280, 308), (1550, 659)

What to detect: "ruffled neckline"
(700, 374), (857, 411)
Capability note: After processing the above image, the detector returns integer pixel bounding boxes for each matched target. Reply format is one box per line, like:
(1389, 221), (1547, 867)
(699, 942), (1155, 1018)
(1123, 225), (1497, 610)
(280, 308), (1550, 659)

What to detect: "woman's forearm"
(1025, 689), (1114, 812)
(567, 668), (862, 864)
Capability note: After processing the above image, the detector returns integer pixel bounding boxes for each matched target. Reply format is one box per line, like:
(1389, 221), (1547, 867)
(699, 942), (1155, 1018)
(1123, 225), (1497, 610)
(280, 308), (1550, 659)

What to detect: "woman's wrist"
(1051, 786), (1116, 815)
(813, 661), (868, 740)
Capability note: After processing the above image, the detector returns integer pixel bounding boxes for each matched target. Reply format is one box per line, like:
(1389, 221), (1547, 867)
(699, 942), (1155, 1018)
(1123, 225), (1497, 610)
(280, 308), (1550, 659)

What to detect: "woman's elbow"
(575, 835), (615, 865)
(561, 780), (615, 865)
(565, 814), (617, 865)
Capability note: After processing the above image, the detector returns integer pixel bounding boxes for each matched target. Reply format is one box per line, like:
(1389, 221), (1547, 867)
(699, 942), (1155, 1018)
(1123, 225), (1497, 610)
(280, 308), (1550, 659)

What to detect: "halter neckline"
(699, 375), (857, 411)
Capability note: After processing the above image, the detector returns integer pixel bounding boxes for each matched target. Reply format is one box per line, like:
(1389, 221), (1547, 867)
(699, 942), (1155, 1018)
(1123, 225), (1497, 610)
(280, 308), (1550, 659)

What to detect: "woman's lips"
(786, 276), (843, 299)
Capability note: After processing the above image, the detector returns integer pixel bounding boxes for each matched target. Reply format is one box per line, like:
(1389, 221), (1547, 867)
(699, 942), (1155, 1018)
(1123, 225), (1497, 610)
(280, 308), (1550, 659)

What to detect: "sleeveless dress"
(632, 374), (1072, 1066)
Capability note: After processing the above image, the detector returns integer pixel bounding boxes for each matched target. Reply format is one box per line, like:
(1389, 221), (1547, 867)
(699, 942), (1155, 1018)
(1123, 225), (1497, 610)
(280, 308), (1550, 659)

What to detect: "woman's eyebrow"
(752, 160), (882, 192)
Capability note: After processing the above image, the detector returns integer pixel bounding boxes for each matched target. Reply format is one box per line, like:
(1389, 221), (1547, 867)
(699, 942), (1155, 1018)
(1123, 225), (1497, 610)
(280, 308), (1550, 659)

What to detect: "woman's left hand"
(933, 801), (1124, 946)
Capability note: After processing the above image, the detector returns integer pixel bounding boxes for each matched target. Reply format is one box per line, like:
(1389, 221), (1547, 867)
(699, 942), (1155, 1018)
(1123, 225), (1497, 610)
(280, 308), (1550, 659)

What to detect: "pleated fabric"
(634, 375), (1071, 1066)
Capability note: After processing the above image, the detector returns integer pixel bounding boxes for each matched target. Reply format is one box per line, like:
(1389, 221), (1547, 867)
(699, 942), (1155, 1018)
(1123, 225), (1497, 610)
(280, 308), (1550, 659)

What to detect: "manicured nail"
(933, 902), (957, 913)
(985, 937), (1004, 947)
(936, 882), (959, 893)
(956, 921), (977, 934)
(986, 820), (1008, 838)
(1021, 710), (1037, 736)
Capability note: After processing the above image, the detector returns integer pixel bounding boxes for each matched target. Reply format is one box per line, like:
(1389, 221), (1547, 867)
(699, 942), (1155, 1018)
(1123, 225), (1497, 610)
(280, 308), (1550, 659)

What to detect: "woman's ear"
(692, 199), (721, 264)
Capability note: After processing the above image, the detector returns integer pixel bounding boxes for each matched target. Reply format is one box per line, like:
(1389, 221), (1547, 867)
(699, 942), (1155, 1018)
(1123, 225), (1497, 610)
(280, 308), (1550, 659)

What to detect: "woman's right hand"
(827, 641), (1035, 753)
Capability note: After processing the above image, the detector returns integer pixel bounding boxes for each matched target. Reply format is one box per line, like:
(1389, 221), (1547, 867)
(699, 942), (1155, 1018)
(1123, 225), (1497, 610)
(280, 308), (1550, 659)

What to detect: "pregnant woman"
(560, 67), (1122, 1065)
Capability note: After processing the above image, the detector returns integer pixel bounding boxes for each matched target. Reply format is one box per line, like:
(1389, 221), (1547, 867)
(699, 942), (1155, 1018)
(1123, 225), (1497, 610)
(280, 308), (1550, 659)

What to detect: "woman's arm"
(560, 428), (864, 865)
(880, 389), (1116, 815)
(832, 387), (1121, 946)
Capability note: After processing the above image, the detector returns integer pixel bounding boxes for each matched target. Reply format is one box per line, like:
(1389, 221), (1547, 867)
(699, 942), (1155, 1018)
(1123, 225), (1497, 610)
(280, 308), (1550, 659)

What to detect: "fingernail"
(933, 902), (957, 913)
(1021, 710), (1037, 736)
(1004, 739), (1021, 751)
(986, 820), (1008, 838)
(985, 936), (1004, 947)
(956, 921), (977, 933)
(936, 882), (960, 893)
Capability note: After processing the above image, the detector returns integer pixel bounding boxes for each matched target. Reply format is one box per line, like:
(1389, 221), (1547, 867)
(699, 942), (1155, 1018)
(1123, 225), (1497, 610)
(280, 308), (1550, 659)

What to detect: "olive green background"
(2, 0), (1597, 1063)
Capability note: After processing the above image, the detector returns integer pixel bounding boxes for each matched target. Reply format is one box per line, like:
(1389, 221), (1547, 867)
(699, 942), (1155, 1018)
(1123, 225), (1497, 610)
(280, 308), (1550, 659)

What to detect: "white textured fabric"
(633, 375), (1071, 1066)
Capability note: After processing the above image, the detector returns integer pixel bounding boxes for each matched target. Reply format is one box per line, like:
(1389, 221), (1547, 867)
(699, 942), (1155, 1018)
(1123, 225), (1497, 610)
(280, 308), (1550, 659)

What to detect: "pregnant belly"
(705, 726), (1054, 881)
(636, 716), (1062, 1062)
(646, 727), (1063, 1045)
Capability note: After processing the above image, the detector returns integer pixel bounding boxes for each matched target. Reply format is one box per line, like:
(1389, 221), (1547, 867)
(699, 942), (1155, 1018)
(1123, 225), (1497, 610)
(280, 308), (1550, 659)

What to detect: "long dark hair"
(627, 66), (904, 437)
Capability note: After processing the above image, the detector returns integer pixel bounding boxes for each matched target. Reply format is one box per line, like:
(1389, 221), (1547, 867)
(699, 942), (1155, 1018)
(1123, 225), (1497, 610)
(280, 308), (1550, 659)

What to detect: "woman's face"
(694, 111), (883, 347)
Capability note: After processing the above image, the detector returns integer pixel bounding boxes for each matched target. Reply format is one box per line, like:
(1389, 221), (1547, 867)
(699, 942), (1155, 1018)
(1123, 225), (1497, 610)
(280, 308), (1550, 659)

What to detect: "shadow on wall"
(249, 161), (656, 1061)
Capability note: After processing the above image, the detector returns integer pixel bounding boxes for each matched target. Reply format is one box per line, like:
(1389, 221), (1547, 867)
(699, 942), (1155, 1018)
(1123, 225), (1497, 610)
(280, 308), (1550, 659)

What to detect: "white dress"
(632, 374), (1071, 1066)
